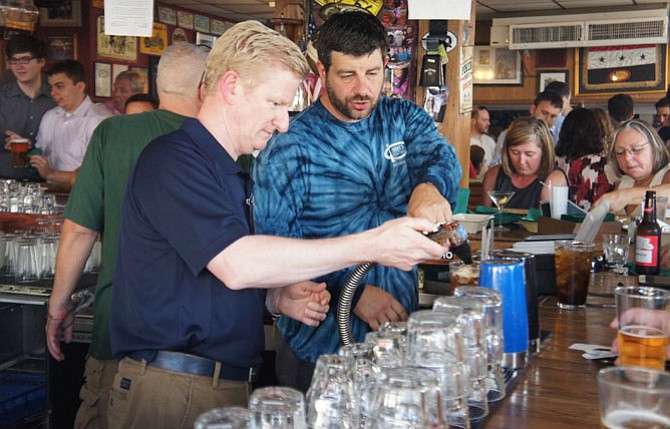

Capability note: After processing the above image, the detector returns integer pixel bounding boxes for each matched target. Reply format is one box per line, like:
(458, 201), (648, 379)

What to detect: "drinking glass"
(599, 366), (670, 428)
(554, 241), (596, 309)
(486, 190), (515, 232)
(603, 233), (630, 274)
(194, 407), (252, 429)
(248, 386), (307, 429)
(306, 354), (355, 429)
(615, 286), (670, 370)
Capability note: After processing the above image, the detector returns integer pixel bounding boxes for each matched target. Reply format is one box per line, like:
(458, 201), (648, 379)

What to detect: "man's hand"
(4, 130), (23, 149)
(353, 284), (407, 331)
(45, 305), (75, 361)
(368, 217), (449, 270)
(29, 154), (53, 180)
(407, 182), (452, 224)
(269, 281), (330, 327)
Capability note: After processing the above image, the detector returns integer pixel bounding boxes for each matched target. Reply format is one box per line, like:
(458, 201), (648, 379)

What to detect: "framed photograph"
(39, 0), (82, 27)
(577, 44), (667, 95)
(46, 35), (76, 61)
(473, 47), (523, 85)
(538, 70), (568, 93)
(196, 32), (217, 49)
(140, 23), (168, 56)
(96, 16), (137, 62)
(94, 62), (112, 98)
(210, 19), (229, 36)
(177, 11), (194, 30)
(194, 15), (210, 33)
(158, 6), (177, 25)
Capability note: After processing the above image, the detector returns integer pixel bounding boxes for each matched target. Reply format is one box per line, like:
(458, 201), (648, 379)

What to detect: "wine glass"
(487, 190), (515, 232)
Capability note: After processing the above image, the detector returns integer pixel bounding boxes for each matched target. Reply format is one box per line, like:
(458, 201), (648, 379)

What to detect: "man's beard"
(325, 81), (380, 121)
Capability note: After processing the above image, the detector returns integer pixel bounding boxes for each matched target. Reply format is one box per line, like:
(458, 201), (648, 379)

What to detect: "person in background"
(100, 70), (144, 115)
(654, 97), (670, 130)
(596, 119), (670, 216)
(482, 116), (566, 209)
(607, 93), (635, 128)
(555, 108), (615, 211)
(470, 144), (486, 180)
(124, 93), (158, 114)
(470, 106), (496, 175)
(45, 43), (208, 429)
(108, 21), (448, 429)
(592, 106), (615, 150)
(0, 34), (55, 180)
(13, 60), (109, 190)
(253, 11), (461, 393)
(491, 90), (563, 165)
(544, 80), (571, 145)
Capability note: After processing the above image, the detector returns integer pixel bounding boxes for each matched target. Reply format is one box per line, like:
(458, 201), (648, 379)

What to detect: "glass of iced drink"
(449, 261), (480, 294)
(554, 240), (595, 309)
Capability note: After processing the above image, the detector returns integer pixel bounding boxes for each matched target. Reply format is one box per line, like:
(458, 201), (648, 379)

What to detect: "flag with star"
(586, 44), (657, 83)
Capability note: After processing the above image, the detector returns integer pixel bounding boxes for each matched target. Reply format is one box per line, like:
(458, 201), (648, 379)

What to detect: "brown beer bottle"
(635, 190), (661, 275)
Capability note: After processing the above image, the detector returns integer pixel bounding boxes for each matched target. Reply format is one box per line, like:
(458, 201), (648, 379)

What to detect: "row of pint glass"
(1, 229), (101, 282)
(0, 180), (59, 215)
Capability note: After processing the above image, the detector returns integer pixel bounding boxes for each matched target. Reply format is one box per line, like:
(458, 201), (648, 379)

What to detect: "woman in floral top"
(555, 107), (617, 211)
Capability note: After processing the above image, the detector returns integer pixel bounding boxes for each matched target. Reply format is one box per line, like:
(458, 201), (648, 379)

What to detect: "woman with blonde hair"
(482, 116), (566, 209)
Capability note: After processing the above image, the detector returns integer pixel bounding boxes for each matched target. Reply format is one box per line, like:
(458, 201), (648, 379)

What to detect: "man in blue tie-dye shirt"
(253, 10), (462, 391)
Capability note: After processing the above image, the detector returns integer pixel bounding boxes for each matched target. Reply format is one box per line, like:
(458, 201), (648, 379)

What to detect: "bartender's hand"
(354, 284), (407, 331)
(269, 281), (330, 327)
(408, 182), (452, 224)
(45, 304), (75, 361)
(29, 154), (53, 180)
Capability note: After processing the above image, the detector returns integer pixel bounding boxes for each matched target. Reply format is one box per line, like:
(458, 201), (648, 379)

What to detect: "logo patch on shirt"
(120, 377), (131, 390)
(384, 141), (407, 165)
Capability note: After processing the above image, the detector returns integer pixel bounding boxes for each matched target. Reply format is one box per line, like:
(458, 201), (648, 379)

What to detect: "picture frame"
(46, 35), (76, 62)
(195, 32), (217, 49)
(194, 15), (210, 33)
(140, 23), (168, 56)
(39, 0), (82, 27)
(538, 70), (568, 93)
(177, 10), (194, 30)
(576, 44), (667, 95)
(96, 16), (137, 62)
(158, 6), (177, 25)
(473, 47), (523, 85)
(94, 62), (112, 98)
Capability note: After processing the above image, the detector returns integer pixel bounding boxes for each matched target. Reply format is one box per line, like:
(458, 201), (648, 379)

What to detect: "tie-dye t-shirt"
(253, 97), (461, 363)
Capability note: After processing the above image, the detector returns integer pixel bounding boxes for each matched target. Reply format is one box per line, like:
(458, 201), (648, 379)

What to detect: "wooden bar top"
(484, 276), (635, 428)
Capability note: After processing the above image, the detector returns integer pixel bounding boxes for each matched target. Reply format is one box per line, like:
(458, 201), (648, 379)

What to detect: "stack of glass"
(0, 180), (59, 215)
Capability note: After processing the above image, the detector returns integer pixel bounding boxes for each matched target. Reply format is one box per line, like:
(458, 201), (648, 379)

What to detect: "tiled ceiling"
(166, 0), (669, 23)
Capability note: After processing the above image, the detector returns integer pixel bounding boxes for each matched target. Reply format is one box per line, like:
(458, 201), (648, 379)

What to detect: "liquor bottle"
(635, 190), (661, 275)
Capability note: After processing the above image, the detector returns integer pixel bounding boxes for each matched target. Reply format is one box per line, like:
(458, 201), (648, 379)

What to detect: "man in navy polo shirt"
(108, 21), (449, 429)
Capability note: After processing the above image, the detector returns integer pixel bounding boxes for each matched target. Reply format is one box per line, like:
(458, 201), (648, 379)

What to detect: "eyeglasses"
(8, 56), (36, 65)
(614, 143), (649, 157)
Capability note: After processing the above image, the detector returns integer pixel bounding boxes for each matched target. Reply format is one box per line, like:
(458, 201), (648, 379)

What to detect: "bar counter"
(485, 284), (627, 428)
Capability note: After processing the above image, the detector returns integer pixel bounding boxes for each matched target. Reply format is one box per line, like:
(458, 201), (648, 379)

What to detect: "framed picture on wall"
(538, 70), (568, 93)
(46, 36), (76, 61)
(94, 62), (112, 98)
(473, 47), (523, 85)
(195, 32), (216, 49)
(96, 16), (137, 62)
(577, 44), (667, 95)
(39, 0), (81, 27)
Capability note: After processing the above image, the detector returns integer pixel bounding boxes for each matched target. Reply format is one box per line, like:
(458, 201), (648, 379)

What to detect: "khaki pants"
(74, 356), (119, 429)
(108, 357), (250, 429)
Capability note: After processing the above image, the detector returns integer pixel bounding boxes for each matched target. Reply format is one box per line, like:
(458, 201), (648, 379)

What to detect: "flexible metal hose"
(337, 262), (375, 346)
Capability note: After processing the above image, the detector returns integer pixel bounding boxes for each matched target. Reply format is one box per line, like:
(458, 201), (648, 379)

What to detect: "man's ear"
(218, 70), (243, 104)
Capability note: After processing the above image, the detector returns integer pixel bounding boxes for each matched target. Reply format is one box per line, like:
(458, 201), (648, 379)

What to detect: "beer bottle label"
(636, 235), (659, 266)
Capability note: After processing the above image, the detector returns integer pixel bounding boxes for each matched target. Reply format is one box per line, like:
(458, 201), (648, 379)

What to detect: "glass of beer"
(10, 138), (29, 168)
(554, 240), (595, 309)
(599, 366), (670, 428)
(615, 286), (670, 370)
(449, 261), (480, 294)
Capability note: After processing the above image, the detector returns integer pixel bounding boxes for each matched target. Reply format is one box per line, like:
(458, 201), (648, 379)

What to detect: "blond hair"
(502, 116), (555, 179)
(203, 21), (309, 95)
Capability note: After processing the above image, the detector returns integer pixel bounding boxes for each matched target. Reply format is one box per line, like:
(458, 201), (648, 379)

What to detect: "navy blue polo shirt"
(110, 118), (264, 371)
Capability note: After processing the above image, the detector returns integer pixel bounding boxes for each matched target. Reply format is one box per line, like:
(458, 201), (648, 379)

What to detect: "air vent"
(511, 24), (583, 46)
(588, 18), (667, 42)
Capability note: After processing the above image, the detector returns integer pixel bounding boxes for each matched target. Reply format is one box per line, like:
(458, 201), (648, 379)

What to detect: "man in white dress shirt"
(30, 60), (109, 188)
(470, 106), (496, 178)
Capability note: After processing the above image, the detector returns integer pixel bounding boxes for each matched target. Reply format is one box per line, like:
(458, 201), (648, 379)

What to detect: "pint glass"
(554, 241), (595, 309)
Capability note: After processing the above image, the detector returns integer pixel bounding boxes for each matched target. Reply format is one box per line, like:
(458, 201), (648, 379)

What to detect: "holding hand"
(353, 284), (407, 331)
(407, 182), (453, 224)
(267, 281), (330, 327)
(29, 154), (53, 180)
